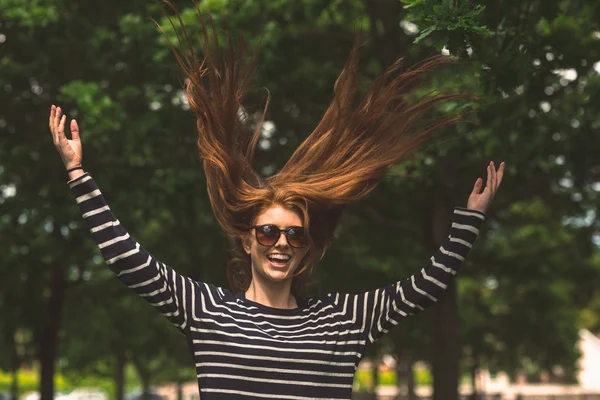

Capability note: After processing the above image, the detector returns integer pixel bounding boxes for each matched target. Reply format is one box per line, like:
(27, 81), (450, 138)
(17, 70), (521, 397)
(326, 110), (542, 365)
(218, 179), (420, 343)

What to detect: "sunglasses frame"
(252, 224), (307, 248)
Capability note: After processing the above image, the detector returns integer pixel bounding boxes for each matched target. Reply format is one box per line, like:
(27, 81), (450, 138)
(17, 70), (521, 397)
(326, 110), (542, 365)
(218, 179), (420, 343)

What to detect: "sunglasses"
(252, 224), (307, 248)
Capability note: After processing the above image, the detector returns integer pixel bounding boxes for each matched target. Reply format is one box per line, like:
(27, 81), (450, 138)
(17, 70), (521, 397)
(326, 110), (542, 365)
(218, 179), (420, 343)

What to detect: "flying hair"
(152, 0), (472, 297)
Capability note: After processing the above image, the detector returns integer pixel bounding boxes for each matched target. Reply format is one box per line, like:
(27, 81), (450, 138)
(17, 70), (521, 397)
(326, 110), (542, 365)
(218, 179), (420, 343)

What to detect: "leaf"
(401, 0), (423, 10)
(414, 24), (437, 43)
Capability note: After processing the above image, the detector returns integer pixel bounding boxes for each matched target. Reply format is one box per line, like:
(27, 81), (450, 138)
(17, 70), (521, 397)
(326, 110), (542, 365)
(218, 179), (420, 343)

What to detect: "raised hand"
(467, 161), (505, 214)
(49, 105), (82, 170)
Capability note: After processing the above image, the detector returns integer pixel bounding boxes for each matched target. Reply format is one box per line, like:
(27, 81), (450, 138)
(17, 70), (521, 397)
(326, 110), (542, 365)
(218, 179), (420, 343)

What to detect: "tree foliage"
(1, 0), (599, 399)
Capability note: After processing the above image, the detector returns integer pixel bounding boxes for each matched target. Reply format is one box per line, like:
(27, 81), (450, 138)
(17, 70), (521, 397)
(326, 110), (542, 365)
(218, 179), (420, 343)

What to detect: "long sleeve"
(68, 172), (196, 334)
(331, 207), (485, 344)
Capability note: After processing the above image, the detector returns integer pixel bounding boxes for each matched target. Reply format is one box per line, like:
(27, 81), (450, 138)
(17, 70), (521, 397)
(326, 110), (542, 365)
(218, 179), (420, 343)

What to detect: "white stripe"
(98, 233), (129, 249)
(195, 340), (359, 356)
(192, 337), (363, 347)
(368, 289), (380, 343)
(440, 246), (465, 261)
(219, 298), (339, 328)
(148, 296), (173, 307)
(449, 236), (472, 248)
(351, 295), (358, 325)
(430, 256), (456, 275)
(195, 362), (354, 378)
(399, 284), (424, 311)
(226, 294), (327, 315)
(197, 302), (352, 335)
(374, 289), (387, 342)
(75, 189), (101, 204)
(454, 208), (485, 219)
(204, 287), (336, 321)
(391, 290), (409, 318)
(107, 243), (140, 265)
(422, 268), (447, 289)
(169, 264), (187, 330)
(201, 388), (343, 400)
(117, 255), (151, 277)
(68, 174), (91, 187)
(139, 279), (170, 299)
(452, 222), (479, 235)
(191, 323), (364, 341)
(128, 272), (161, 289)
(377, 295), (395, 340)
(197, 373), (349, 388)
(194, 351), (356, 367)
(411, 276), (437, 303)
(90, 219), (120, 233)
(307, 297), (327, 311)
(199, 289), (345, 329)
(82, 205), (109, 219)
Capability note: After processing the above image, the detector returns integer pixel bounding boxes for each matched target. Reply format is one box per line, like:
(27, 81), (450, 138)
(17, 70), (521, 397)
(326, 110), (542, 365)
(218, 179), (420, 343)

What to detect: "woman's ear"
(241, 233), (252, 255)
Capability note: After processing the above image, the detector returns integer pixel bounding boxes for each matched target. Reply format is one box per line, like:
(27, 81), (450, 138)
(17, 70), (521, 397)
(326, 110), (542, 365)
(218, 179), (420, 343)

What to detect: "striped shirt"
(68, 172), (485, 400)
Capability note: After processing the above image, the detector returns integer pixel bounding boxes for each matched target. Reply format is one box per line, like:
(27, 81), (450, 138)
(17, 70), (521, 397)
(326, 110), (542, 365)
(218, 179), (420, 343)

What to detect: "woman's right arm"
(50, 105), (196, 334)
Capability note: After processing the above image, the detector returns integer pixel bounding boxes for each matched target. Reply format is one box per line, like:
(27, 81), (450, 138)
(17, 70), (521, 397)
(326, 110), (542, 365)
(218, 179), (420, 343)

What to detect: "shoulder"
(306, 292), (345, 310)
(192, 281), (236, 305)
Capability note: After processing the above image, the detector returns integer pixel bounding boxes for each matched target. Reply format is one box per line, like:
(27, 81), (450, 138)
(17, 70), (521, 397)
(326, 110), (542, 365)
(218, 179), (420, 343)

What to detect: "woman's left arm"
(355, 161), (505, 343)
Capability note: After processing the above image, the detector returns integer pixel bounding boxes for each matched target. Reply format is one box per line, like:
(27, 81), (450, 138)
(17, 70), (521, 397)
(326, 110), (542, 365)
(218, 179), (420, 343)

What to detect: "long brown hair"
(153, 1), (470, 297)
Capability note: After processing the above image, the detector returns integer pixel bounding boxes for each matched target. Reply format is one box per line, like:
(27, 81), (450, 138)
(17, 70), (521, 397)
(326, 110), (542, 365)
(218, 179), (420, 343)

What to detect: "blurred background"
(1, 0), (600, 399)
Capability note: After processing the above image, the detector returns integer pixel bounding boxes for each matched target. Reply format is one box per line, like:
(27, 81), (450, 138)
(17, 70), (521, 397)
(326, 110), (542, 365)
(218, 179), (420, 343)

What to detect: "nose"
(274, 231), (289, 248)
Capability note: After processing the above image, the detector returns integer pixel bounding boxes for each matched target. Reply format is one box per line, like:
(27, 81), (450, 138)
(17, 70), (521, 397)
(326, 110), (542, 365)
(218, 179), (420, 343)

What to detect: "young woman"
(49, 4), (504, 399)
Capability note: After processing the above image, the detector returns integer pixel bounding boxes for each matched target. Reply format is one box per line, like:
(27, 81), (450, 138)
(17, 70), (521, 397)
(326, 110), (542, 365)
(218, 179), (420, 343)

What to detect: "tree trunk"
(38, 265), (67, 400)
(470, 357), (480, 400)
(141, 376), (150, 400)
(470, 363), (477, 399)
(406, 352), (416, 400)
(432, 281), (460, 400)
(10, 349), (19, 400)
(132, 357), (151, 400)
(176, 380), (183, 400)
(392, 339), (416, 400)
(371, 357), (379, 400)
(114, 347), (126, 400)
(427, 188), (460, 400)
(364, 0), (410, 68)
(6, 324), (20, 400)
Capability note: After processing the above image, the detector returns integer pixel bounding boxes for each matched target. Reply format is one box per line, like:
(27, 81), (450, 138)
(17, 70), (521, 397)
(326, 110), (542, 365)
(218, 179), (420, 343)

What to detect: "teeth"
(268, 254), (290, 261)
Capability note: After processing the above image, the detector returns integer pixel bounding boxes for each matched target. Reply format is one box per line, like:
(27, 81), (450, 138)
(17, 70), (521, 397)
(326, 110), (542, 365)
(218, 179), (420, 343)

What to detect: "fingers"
(490, 161), (497, 194)
(53, 106), (60, 131)
(59, 114), (66, 135)
(496, 162), (505, 189)
(50, 105), (69, 143)
(70, 119), (80, 141)
(49, 105), (55, 132)
(49, 105), (60, 144)
(471, 177), (483, 195)
(486, 160), (505, 194)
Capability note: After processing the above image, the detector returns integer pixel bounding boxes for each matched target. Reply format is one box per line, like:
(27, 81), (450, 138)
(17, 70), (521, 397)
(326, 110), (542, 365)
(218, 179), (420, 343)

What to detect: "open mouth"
(267, 254), (291, 268)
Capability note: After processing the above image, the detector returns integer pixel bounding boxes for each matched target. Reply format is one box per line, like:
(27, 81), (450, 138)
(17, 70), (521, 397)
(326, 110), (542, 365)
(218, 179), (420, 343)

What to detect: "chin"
(262, 261), (294, 282)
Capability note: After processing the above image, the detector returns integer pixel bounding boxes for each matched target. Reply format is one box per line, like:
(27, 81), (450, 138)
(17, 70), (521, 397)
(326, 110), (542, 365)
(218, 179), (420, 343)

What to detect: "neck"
(245, 276), (296, 309)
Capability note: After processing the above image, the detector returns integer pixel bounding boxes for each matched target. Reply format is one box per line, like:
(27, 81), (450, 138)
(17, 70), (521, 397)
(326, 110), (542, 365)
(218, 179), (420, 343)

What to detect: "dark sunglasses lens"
(286, 227), (306, 248)
(256, 225), (279, 246)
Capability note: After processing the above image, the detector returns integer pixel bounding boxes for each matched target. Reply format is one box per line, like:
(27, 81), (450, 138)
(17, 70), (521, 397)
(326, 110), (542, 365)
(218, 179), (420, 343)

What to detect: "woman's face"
(243, 205), (310, 284)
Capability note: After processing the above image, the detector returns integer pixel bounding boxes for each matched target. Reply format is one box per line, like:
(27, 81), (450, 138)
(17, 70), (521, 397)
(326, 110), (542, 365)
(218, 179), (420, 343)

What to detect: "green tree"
(2, 1), (600, 400)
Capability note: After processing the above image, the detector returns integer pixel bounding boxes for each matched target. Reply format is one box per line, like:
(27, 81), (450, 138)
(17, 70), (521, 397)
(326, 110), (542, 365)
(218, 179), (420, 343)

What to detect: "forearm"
(400, 207), (485, 311)
(348, 207), (486, 344)
(68, 172), (154, 275)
